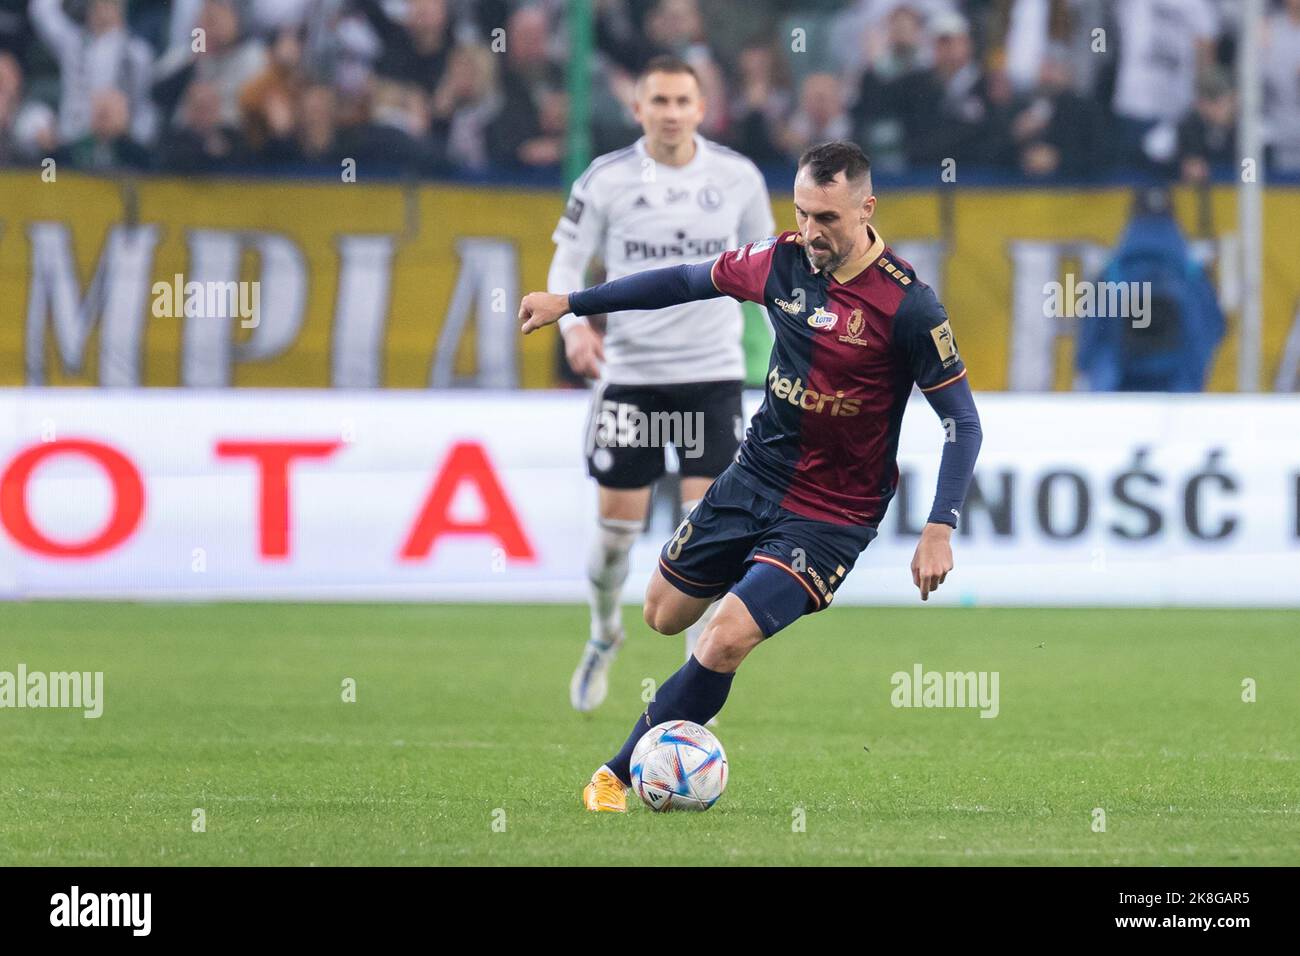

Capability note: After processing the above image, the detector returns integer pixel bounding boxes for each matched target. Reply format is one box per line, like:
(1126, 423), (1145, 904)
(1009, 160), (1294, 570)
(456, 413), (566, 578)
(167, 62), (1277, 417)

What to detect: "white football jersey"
(551, 134), (775, 385)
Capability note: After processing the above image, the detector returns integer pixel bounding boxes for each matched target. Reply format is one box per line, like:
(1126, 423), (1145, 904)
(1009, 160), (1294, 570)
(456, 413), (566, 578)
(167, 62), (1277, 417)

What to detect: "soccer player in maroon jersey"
(519, 141), (983, 811)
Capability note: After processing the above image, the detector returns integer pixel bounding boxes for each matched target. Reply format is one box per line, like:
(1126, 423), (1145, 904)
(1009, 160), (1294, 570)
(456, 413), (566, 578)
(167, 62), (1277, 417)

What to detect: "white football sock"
(588, 517), (640, 647)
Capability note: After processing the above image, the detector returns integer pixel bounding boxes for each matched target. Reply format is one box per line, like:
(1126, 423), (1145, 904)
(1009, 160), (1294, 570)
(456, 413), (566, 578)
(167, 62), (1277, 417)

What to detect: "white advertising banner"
(0, 389), (1297, 606)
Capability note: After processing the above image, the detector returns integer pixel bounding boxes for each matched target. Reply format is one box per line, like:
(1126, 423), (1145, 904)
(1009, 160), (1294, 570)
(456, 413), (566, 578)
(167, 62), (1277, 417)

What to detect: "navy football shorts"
(656, 466), (878, 637)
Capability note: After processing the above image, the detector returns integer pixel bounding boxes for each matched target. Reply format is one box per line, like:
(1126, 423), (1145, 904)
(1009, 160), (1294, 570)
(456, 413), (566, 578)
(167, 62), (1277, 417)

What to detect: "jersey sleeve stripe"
(658, 558), (728, 590)
(919, 368), (969, 393)
(708, 255), (725, 295)
(752, 554), (825, 608)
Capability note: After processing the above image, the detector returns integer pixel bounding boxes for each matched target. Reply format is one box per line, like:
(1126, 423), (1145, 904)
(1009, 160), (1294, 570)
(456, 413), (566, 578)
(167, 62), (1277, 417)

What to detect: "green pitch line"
(0, 603), (1296, 866)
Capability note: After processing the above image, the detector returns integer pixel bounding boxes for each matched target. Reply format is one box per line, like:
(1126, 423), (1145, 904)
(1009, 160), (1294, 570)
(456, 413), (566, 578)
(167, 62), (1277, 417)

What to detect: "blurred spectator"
(997, 0), (1109, 97)
(778, 72), (851, 160)
(852, 3), (927, 174)
(429, 42), (501, 172)
(352, 0), (450, 92)
(1176, 65), (1235, 183)
(830, 0), (948, 79)
(261, 79), (342, 164)
(1110, 0), (1217, 169)
(159, 79), (243, 171)
(1012, 43), (1109, 179)
(893, 10), (991, 166)
(154, 0), (268, 130)
(340, 73), (442, 173)
(1265, 0), (1300, 174)
(240, 23), (306, 151)
(730, 39), (791, 167)
(53, 85), (150, 169)
(487, 5), (565, 169)
(28, 0), (155, 145)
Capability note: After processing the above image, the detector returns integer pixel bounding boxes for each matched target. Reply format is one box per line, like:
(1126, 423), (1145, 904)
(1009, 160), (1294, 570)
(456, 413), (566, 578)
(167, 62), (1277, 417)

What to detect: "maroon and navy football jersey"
(709, 227), (967, 527)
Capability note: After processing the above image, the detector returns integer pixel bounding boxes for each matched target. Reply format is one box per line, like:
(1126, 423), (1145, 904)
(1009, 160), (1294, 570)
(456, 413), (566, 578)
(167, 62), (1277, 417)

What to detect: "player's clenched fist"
(519, 292), (572, 334)
(910, 522), (954, 602)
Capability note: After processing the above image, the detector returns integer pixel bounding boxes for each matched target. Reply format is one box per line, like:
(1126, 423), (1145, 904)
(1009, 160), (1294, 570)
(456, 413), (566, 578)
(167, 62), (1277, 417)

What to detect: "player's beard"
(807, 242), (846, 275)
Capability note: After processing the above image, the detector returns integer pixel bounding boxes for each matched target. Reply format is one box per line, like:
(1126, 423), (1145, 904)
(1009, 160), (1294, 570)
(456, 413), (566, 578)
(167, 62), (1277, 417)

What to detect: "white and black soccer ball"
(629, 719), (728, 811)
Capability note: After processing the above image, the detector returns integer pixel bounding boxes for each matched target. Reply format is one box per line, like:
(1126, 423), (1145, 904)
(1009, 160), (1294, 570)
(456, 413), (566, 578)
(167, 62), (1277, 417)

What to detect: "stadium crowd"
(0, 0), (1298, 181)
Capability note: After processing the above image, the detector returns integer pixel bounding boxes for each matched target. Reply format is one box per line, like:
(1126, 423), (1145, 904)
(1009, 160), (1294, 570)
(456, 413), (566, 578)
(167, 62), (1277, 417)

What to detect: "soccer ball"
(629, 719), (728, 811)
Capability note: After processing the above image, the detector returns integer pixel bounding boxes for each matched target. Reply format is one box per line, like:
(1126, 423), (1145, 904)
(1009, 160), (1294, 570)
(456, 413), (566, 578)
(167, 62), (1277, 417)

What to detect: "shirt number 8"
(666, 518), (693, 560)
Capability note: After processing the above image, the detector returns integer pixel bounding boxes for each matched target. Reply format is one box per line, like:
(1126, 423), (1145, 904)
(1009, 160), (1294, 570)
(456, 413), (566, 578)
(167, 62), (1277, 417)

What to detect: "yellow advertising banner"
(1, 171), (1297, 391)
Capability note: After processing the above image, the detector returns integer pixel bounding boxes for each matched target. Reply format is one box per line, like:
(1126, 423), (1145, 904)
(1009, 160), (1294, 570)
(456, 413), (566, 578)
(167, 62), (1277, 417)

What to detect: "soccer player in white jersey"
(551, 55), (775, 712)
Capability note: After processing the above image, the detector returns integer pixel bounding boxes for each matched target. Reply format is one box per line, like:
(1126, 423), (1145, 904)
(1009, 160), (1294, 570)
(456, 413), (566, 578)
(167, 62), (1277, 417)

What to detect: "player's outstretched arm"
(519, 260), (724, 334)
(911, 376), (983, 601)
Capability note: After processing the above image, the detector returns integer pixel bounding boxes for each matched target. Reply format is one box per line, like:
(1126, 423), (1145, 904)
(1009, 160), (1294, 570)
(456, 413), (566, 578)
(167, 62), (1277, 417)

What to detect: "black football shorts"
(583, 379), (744, 489)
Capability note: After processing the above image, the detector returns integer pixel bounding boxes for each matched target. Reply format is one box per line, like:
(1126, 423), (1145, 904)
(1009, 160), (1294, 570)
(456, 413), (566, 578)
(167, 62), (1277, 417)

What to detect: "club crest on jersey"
(838, 308), (872, 347)
(697, 186), (723, 210)
(808, 306), (836, 330)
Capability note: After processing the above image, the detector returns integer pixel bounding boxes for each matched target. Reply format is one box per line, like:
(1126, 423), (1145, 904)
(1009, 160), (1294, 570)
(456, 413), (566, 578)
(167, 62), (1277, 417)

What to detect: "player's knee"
(588, 520), (638, 587)
(695, 603), (762, 673)
(695, 623), (751, 672)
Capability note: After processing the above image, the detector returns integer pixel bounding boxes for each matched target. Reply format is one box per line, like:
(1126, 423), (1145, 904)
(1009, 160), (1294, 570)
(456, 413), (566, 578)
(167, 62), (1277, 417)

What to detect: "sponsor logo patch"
(766, 367), (861, 416)
(807, 306), (836, 330)
(623, 236), (730, 261)
(563, 196), (585, 224)
(930, 319), (959, 366)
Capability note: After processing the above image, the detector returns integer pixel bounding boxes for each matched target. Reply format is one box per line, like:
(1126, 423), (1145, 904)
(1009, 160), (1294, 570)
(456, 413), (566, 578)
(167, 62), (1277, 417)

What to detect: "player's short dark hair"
(637, 55), (700, 88)
(797, 141), (872, 191)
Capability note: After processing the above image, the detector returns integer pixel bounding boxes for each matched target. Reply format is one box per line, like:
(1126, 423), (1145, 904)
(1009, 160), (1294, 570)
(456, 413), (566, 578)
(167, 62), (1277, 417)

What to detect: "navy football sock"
(606, 655), (735, 786)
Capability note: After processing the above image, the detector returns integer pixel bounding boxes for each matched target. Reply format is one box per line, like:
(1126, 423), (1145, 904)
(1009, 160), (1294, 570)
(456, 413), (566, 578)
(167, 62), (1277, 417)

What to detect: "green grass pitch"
(1, 602), (1296, 866)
